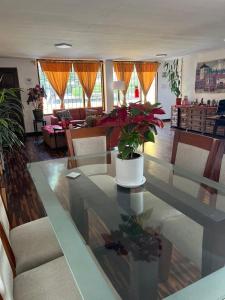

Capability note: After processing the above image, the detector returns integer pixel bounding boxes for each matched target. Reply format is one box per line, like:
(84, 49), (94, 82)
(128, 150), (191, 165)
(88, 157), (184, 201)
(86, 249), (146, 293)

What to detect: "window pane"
(38, 62), (103, 114)
(126, 69), (141, 104)
(38, 64), (61, 114)
(113, 67), (156, 106)
(91, 70), (103, 108)
(146, 77), (156, 104)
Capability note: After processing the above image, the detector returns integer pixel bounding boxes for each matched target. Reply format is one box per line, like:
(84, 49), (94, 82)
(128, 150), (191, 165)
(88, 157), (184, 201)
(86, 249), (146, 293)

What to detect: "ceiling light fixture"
(156, 54), (167, 57)
(55, 43), (72, 49)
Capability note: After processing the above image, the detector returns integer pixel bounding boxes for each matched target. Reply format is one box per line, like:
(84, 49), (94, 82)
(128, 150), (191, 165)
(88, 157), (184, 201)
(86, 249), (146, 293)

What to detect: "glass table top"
(28, 151), (225, 300)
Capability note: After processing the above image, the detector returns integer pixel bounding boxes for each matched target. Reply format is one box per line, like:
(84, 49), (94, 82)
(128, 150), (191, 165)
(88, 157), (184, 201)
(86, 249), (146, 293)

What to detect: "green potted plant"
(164, 59), (182, 105)
(27, 84), (46, 120)
(99, 102), (165, 187)
(0, 86), (24, 167)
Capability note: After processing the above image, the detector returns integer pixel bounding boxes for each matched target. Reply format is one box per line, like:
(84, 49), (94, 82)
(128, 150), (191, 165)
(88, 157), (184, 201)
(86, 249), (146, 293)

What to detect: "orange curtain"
(40, 60), (72, 108)
(73, 61), (101, 108)
(113, 62), (134, 105)
(135, 62), (159, 103)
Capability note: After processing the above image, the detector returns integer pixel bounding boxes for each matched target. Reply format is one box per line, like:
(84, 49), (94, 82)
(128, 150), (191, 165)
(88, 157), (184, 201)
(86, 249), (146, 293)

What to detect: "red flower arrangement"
(27, 84), (46, 110)
(99, 102), (165, 159)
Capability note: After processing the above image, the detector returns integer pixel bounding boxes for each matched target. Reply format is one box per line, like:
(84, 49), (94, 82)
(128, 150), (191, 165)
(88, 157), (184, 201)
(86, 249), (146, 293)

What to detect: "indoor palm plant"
(0, 87), (24, 167)
(99, 102), (165, 187)
(27, 84), (46, 120)
(164, 59), (182, 105)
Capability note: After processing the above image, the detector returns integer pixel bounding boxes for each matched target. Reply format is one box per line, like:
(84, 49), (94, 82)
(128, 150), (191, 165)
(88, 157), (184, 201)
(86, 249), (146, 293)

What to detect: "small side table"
(53, 125), (64, 149)
(33, 119), (46, 132)
(33, 119), (47, 144)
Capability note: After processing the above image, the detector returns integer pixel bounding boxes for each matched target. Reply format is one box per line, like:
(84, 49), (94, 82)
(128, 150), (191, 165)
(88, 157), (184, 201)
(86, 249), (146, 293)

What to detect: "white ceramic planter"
(115, 154), (144, 187)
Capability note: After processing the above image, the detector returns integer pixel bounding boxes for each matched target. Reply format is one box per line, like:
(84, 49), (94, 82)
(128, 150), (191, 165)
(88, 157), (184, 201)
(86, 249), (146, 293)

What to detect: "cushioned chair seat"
(14, 256), (82, 300)
(10, 217), (63, 274)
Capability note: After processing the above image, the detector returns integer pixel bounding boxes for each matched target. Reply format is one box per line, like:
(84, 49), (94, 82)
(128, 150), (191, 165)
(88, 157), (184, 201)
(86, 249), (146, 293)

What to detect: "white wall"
(157, 64), (175, 119)
(0, 57), (39, 133)
(182, 48), (225, 102)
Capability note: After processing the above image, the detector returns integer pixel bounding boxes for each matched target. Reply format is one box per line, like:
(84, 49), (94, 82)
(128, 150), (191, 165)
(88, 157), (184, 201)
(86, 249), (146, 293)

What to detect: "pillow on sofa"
(56, 110), (72, 120)
(85, 108), (99, 117)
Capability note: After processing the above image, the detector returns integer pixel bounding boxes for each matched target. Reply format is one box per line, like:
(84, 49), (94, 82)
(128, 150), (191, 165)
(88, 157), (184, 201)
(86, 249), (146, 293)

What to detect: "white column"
(103, 60), (114, 112)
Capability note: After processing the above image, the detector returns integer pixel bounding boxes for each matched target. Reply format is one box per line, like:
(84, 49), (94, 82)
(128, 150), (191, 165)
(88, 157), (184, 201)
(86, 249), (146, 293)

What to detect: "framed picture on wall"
(195, 59), (225, 93)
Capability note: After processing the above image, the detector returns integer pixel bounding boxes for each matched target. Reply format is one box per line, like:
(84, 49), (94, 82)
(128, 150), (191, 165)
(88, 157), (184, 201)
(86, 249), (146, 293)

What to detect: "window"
(113, 66), (157, 106)
(38, 62), (104, 114)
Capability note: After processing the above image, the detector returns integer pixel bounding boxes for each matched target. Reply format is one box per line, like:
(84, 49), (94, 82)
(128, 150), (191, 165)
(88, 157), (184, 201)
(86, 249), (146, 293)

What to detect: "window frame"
(112, 61), (158, 106)
(37, 60), (105, 115)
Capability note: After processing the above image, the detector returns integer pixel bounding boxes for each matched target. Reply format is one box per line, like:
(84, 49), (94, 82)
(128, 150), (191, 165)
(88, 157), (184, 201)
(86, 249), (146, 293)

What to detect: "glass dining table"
(28, 151), (225, 300)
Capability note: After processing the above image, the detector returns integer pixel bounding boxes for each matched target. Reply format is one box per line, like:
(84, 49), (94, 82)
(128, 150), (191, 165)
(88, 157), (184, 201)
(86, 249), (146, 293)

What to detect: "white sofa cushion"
(10, 217), (62, 274)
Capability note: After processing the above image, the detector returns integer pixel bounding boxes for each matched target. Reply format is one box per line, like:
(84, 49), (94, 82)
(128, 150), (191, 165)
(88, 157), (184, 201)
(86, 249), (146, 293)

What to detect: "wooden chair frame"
(65, 127), (110, 157)
(171, 130), (221, 178)
(209, 140), (225, 182)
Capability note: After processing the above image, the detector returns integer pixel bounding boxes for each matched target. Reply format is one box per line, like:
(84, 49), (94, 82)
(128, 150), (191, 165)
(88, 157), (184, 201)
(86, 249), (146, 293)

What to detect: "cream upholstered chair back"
(0, 237), (13, 300)
(73, 135), (106, 156)
(171, 130), (219, 177)
(0, 196), (9, 239)
(218, 155), (225, 183)
(66, 127), (109, 157)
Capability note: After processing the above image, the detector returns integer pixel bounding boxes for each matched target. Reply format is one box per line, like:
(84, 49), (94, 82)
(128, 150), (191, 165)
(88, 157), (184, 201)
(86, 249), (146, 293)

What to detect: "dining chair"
(0, 234), (82, 300)
(66, 127), (111, 173)
(66, 127), (110, 157)
(0, 195), (63, 275)
(171, 130), (220, 177)
(170, 129), (221, 200)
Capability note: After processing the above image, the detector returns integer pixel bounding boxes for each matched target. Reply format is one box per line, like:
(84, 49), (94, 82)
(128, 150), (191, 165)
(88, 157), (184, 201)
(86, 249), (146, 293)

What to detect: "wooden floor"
(3, 136), (66, 228)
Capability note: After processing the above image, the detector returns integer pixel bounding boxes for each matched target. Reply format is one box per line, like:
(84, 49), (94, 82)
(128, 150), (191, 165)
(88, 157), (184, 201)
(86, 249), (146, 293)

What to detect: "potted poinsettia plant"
(27, 84), (46, 120)
(99, 102), (165, 187)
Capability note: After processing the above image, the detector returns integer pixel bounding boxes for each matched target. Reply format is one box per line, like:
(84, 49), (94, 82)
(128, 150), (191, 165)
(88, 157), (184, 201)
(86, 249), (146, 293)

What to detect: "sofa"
(50, 107), (103, 126)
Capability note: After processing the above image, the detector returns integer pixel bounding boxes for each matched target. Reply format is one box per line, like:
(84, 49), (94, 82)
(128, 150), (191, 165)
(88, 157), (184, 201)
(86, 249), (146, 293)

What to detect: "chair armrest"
(50, 115), (59, 125)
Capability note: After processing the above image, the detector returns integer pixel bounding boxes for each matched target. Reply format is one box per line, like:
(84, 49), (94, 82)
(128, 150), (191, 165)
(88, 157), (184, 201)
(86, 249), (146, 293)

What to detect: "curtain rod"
(113, 60), (160, 63)
(37, 59), (103, 63)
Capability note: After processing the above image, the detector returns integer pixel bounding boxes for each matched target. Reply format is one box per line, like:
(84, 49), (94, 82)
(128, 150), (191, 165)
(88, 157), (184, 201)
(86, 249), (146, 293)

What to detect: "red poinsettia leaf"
(150, 118), (164, 128)
(151, 108), (165, 115)
(144, 114), (154, 122)
(132, 115), (146, 123)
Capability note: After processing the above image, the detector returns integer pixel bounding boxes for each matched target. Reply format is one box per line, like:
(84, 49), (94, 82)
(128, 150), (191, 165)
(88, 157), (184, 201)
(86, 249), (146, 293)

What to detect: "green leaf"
(144, 130), (155, 143)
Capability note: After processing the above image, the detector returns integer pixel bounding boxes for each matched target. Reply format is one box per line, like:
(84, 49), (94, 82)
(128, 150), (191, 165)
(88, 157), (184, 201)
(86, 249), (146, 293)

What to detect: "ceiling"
(1, 0), (225, 60)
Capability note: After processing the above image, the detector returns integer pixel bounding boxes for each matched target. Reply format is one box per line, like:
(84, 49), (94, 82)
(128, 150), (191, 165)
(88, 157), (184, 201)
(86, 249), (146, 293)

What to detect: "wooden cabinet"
(171, 106), (224, 136)
(179, 108), (189, 129)
(171, 106), (178, 127)
(188, 107), (206, 133)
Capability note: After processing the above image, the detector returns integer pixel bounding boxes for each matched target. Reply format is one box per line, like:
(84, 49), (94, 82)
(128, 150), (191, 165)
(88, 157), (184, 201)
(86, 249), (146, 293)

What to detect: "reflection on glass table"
(28, 151), (225, 300)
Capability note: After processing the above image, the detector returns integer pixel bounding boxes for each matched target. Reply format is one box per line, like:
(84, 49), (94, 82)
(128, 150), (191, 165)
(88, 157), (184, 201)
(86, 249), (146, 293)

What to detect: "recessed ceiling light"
(156, 53), (167, 57)
(54, 43), (72, 49)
